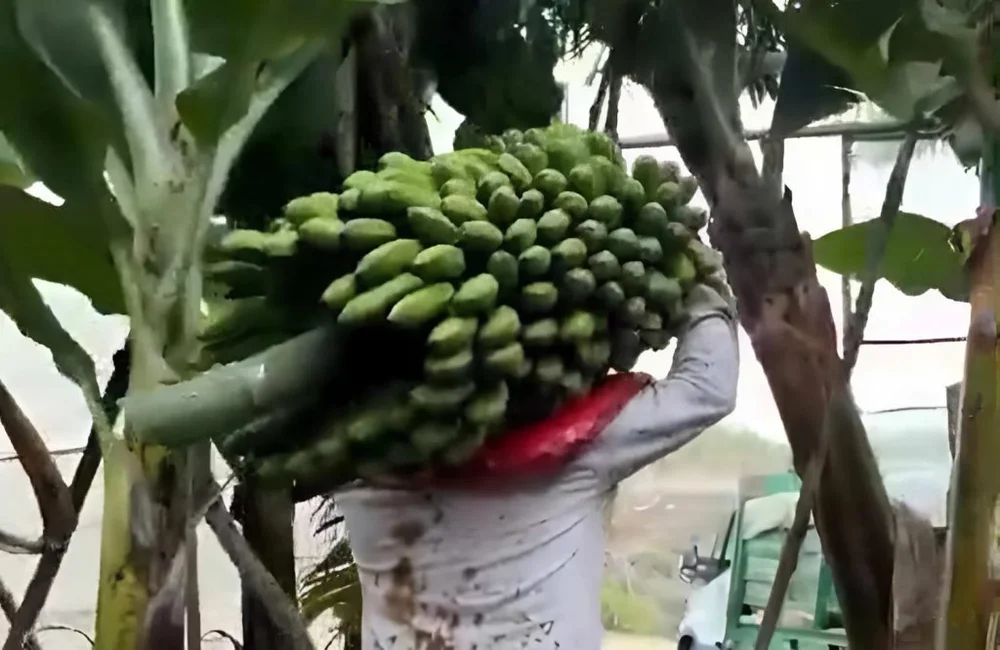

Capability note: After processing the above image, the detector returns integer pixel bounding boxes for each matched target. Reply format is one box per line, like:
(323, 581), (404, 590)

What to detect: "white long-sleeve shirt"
(334, 313), (738, 650)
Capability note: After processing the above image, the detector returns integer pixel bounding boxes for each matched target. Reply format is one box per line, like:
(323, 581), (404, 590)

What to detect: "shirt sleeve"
(572, 314), (739, 486)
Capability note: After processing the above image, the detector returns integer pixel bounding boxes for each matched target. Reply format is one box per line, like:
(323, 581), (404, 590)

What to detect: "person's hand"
(683, 271), (737, 324)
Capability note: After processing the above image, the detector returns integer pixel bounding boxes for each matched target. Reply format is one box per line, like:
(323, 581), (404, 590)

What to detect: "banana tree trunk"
(95, 401), (189, 650)
(946, 381), (961, 460)
(95, 170), (217, 650)
(938, 159), (1000, 647)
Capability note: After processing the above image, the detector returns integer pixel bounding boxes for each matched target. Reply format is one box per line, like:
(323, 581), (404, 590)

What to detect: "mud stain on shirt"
(391, 520), (426, 546)
(385, 557), (416, 624)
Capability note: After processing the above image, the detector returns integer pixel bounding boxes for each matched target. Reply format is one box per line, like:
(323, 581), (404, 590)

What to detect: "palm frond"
(300, 501), (363, 648)
(738, 0), (786, 106)
(299, 537), (361, 622)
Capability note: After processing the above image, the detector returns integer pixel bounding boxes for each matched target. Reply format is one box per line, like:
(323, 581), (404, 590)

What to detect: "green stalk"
(939, 215), (1000, 647)
(84, 6), (323, 640)
(96, 199), (202, 650)
(93, 39), (327, 648)
(86, 3), (170, 195)
(94, 436), (150, 650)
(938, 33), (1000, 647)
(122, 323), (341, 447)
(151, 0), (191, 112)
(202, 43), (326, 220)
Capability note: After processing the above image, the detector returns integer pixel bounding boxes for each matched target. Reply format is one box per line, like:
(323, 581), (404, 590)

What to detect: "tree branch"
(2, 345), (130, 650)
(620, 0), (896, 646)
(759, 136), (784, 199)
(635, 0), (757, 204)
(0, 380), (76, 540)
(185, 444), (209, 650)
(0, 577), (40, 650)
(841, 136), (855, 332)
(754, 387), (839, 650)
(605, 66), (622, 142)
(205, 492), (315, 650)
(589, 64), (611, 132)
(753, 132), (917, 650)
(239, 479), (297, 649)
(334, 47), (359, 178)
(842, 132), (918, 371)
(0, 530), (45, 555)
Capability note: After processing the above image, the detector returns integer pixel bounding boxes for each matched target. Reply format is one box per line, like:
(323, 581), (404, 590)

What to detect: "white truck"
(676, 405), (953, 650)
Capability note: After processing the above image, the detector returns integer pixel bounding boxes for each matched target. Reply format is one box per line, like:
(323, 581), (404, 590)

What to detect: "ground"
(604, 631), (673, 649)
(600, 423), (790, 640)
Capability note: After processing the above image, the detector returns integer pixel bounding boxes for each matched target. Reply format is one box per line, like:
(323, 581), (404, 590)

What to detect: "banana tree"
(770, 0), (999, 647)
(0, 1), (399, 647)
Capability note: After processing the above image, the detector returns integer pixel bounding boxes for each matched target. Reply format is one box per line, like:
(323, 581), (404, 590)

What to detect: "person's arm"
(573, 285), (739, 485)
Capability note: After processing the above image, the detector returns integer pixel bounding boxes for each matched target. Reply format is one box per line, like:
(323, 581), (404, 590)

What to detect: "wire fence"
(0, 446), (87, 463)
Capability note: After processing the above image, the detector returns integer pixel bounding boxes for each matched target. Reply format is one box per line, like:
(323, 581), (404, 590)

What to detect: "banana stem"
(123, 324), (341, 447)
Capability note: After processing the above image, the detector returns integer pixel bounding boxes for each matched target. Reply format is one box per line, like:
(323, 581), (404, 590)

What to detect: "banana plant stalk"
(121, 324), (341, 448)
(77, 7), (332, 647)
(938, 128), (1000, 649)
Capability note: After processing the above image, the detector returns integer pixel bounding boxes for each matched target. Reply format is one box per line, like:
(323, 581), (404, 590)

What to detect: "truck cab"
(676, 405), (952, 650)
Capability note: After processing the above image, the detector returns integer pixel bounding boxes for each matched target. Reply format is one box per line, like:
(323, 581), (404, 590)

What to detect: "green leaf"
(175, 61), (258, 145)
(918, 0), (976, 64)
(0, 134), (32, 189)
(773, 0), (907, 83)
(219, 52), (346, 229)
(13, 0), (122, 114)
(0, 4), (116, 206)
(12, 0), (134, 169)
(429, 11), (564, 134)
(813, 211), (968, 302)
(771, 43), (860, 136)
(0, 186), (123, 314)
(0, 254), (102, 397)
(177, 0), (379, 144)
(185, 0), (379, 60)
(768, 0), (960, 122)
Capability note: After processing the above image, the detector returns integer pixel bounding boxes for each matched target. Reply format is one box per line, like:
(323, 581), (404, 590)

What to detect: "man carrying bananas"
(335, 275), (739, 650)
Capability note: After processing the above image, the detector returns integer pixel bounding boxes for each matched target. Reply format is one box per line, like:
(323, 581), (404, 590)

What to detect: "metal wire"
(0, 446), (87, 464)
(860, 337), (966, 345)
(619, 119), (948, 150)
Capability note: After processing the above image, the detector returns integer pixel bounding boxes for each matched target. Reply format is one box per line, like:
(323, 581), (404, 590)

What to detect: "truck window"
(716, 512), (736, 563)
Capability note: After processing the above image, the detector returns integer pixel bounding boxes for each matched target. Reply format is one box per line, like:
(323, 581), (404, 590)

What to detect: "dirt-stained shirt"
(334, 313), (738, 650)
